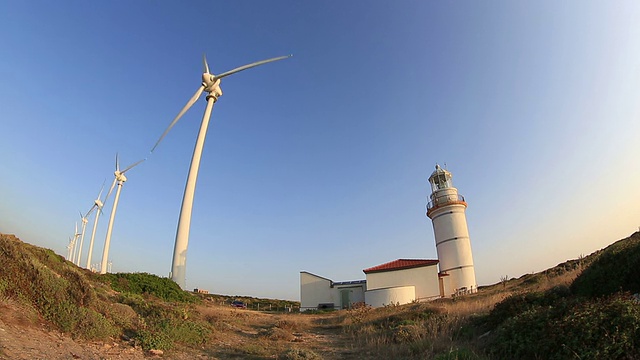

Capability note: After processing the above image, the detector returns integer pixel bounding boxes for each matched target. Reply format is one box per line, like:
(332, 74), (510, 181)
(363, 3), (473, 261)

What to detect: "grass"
(1, 231), (639, 359)
(318, 231), (640, 359)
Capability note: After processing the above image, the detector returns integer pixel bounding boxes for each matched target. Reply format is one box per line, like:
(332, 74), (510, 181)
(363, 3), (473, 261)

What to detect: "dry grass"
(192, 303), (331, 358)
(323, 264), (589, 359)
(2, 231), (613, 359)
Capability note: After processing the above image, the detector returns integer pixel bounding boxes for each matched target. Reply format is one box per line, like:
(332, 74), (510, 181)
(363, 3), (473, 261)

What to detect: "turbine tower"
(100, 154), (144, 274)
(151, 54), (291, 289)
(85, 183), (106, 270)
(66, 237), (74, 260)
(70, 222), (81, 264)
(76, 211), (89, 266)
(426, 164), (477, 297)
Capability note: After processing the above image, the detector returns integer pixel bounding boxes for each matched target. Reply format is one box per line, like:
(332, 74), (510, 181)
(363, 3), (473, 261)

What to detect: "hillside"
(1, 232), (639, 359)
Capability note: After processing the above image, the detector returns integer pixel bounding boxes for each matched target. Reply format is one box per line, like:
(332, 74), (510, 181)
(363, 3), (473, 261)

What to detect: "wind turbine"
(151, 54), (291, 289)
(70, 222), (81, 264)
(100, 154), (145, 274)
(66, 237), (74, 261)
(75, 211), (89, 266)
(85, 183), (106, 270)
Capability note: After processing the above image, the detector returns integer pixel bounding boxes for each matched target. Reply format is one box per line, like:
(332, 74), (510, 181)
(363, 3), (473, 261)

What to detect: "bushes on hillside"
(487, 293), (640, 359)
(0, 234), (115, 340)
(0, 234), (212, 349)
(571, 232), (640, 297)
(102, 272), (198, 303)
(483, 232), (640, 359)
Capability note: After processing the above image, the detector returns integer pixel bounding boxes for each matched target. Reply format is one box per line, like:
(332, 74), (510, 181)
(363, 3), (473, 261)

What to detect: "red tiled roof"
(363, 259), (439, 274)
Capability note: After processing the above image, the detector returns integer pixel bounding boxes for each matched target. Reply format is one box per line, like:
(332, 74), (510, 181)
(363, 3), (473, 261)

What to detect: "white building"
(426, 165), (477, 296)
(301, 259), (442, 309)
(300, 271), (366, 311)
(363, 259), (441, 307)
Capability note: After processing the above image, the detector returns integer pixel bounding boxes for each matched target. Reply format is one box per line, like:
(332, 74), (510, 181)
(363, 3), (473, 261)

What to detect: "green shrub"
(135, 329), (173, 350)
(571, 232), (640, 297)
(75, 307), (119, 340)
(487, 294), (640, 359)
(281, 348), (322, 360)
(102, 272), (198, 303)
(486, 285), (571, 329)
(159, 318), (212, 346)
(102, 302), (141, 330)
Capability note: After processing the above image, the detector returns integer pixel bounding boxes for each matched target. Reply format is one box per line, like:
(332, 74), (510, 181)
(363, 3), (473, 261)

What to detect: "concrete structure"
(363, 259), (441, 305)
(426, 165), (477, 296)
(365, 286), (415, 308)
(300, 271), (366, 311)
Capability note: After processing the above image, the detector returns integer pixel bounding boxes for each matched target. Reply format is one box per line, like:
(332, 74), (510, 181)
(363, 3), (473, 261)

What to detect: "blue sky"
(1, 2), (639, 300)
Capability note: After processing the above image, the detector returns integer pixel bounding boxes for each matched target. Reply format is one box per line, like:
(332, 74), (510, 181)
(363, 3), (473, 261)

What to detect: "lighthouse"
(426, 165), (477, 297)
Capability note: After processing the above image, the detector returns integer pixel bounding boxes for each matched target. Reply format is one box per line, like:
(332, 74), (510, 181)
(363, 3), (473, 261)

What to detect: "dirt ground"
(0, 300), (356, 360)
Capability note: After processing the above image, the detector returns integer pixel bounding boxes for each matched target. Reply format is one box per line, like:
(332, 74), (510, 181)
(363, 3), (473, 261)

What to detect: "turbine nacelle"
(202, 75), (223, 98)
(114, 171), (128, 183)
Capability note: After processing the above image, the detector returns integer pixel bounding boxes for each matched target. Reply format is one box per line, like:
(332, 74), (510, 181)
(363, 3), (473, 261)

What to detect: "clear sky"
(1, 2), (639, 301)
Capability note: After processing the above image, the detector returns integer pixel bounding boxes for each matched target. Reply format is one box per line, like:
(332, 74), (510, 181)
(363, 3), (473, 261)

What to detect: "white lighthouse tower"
(426, 164), (477, 297)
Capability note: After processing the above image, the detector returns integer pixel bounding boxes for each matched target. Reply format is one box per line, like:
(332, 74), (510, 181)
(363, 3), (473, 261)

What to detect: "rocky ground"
(0, 298), (355, 360)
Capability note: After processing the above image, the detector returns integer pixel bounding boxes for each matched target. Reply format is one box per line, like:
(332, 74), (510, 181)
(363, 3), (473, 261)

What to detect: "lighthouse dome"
(429, 164), (453, 192)
(429, 164), (451, 179)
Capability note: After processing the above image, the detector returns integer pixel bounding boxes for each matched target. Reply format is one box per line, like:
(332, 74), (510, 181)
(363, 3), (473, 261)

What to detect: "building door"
(340, 290), (351, 309)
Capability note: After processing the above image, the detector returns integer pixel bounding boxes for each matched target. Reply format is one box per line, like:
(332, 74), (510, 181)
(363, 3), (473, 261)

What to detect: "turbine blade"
(203, 54), (210, 74)
(86, 204), (97, 217)
(150, 85), (205, 153)
(122, 158), (146, 174)
(214, 55), (292, 80)
(115, 153), (120, 172)
(104, 178), (117, 204)
(97, 179), (106, 199)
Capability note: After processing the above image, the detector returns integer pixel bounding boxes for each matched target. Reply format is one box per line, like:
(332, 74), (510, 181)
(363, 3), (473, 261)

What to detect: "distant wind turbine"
(84, 182), (106, 270)
(151, 54), (291, 289)
(70, 222), (81, 264)
(66, 237), (74, 261)
(100, 154), (145, 274)
(75, 211), (88, 266)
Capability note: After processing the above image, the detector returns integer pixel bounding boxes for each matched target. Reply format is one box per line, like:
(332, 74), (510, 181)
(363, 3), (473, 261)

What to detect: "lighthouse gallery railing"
(426, 194), (466, 212)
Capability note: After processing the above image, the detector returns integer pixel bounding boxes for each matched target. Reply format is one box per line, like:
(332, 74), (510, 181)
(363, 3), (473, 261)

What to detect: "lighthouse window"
(434, 175), (452, 190)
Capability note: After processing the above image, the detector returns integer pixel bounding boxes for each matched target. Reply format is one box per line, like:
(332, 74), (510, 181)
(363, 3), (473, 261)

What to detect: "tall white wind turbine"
(100, 154), (145, 274)
(85, 183), (106, 270)
(151, 54), (291, 289)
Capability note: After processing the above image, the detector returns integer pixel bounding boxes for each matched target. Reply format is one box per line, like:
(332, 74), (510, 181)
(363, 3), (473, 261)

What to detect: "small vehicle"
(231, 300), (247, 309)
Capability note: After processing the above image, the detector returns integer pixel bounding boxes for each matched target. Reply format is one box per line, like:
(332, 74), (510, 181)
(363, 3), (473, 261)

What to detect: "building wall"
(366, 265), (440, 301)
(300, 272), (337, 310)
(335, 284), (366, 308)
(365, 285), (415, 307)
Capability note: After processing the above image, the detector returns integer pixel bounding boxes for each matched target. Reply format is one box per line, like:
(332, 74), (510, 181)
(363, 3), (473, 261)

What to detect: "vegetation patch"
(102, 272), (198, 303)
(487, 293), (640, 359)
(571, 231), (640, 297)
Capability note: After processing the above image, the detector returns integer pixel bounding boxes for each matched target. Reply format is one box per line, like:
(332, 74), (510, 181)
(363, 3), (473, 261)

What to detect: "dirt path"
(1, 304), (359, 360)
